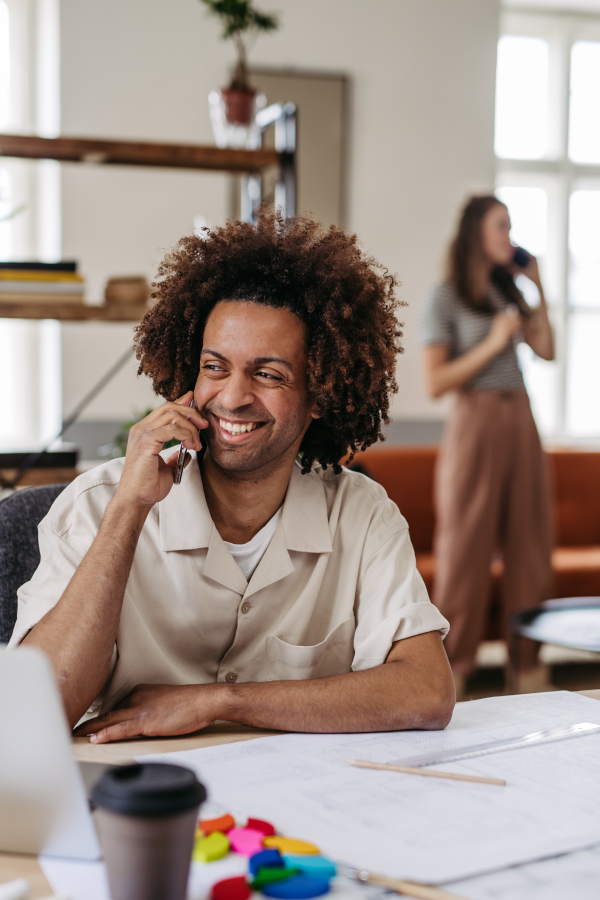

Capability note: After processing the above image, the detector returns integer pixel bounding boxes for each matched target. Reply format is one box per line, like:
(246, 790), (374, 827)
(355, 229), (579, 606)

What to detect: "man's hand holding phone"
(117, 391), (207, 510)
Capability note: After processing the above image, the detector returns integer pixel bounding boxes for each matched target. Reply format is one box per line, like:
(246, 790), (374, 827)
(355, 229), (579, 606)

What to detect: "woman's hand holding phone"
(512, 246), (541, 288)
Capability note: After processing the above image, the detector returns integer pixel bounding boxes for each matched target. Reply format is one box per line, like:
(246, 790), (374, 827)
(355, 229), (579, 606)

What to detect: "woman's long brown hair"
(447, 195), (529, 314)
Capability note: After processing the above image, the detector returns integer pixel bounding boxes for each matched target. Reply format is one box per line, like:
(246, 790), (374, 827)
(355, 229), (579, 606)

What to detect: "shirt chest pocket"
(266, 616), (355, 681)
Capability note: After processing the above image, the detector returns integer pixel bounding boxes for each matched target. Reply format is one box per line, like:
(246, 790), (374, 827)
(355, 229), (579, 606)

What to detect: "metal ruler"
(388, 722), (600, 768)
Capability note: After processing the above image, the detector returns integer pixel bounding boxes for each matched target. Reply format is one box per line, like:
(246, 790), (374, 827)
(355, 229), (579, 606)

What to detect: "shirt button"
(226, 672), (238, 683)
(241, 602), (251, 614)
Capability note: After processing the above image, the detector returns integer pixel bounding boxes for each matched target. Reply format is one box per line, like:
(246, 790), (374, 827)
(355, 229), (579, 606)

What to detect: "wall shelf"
(0, 121), (297, 476)
(0, 118), (295, 330)
(0, 133), (280, 173)
(0, 302), (149, 322)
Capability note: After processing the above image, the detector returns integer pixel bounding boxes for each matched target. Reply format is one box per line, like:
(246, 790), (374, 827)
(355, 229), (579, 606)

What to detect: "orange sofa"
(352, 447), (600, 631)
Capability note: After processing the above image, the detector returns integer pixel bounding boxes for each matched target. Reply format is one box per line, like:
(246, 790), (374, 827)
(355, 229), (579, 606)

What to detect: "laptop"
(0, 644), (102, 859)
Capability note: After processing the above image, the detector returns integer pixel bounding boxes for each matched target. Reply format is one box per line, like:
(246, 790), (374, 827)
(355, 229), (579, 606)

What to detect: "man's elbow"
(421, 676), (456, 730)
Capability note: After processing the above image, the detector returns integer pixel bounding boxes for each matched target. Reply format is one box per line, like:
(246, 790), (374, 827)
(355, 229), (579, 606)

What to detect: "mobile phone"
(174, 398), (195, 485)
(512, 246), (531, 268)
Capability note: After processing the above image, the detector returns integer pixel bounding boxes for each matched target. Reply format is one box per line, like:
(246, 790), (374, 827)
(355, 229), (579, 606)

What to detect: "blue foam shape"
(262, 875), (330, 899)
(249, 848), (284, 876)
(282, 856), (336, 880)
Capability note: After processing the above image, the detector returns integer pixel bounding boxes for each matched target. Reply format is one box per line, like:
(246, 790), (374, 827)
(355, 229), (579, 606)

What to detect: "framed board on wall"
(232, 68), (348, 228)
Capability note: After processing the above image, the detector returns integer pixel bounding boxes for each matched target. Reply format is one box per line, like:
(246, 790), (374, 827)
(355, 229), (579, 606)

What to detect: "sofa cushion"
(547, 450), (600, 546)
(415, 553), (504, 596)
(354, 445), (600, 606)
(417, 546), (600, 610)
(353, 446), (437, 553)
(552, 546), (600, 597)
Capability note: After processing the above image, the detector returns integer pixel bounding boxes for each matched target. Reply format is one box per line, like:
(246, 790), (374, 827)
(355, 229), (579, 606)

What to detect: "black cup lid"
(91, 763), (207, 817)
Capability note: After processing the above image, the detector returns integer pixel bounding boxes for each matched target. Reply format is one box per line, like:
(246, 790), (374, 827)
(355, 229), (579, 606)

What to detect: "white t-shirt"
(224, 507), (283, 582)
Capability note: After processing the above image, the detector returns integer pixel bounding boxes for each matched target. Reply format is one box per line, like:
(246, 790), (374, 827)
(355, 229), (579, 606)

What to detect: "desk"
(0, 725), (279, 896)
(2, 697), (600, 897)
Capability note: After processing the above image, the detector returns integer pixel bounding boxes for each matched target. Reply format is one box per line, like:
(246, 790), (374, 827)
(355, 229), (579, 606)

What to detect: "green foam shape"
(252, 868), (300, 890)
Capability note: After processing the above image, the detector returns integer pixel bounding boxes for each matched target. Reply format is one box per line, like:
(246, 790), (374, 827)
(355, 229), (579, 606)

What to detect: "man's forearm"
(220, 658), (454, 733)
(75, 632), (455, 743)
(23, 497), (148, 727)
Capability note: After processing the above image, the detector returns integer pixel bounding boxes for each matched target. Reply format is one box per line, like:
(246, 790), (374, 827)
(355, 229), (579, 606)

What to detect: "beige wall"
(59, 0), (500, 427)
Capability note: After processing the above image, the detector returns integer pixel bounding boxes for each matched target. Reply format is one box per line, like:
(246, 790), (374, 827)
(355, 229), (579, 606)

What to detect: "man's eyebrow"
(201, 349), (294, 374)
(201, 348), (228, 361)
(250, 356), (294, 373)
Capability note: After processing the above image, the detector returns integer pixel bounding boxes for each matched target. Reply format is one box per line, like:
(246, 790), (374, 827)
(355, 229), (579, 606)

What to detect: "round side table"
(509, 596), (600, 691)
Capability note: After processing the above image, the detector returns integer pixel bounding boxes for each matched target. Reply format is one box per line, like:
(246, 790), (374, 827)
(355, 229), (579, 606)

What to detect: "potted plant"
(199, 0), (279, 127)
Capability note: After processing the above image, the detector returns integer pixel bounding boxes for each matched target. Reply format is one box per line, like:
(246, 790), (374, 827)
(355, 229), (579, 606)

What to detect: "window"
(569, 41), (600, 164)
(496, 9), (600, 441)
(495, 36), (550, 160)
(0, 1), (9, 129)
(0, 0), (62, 452)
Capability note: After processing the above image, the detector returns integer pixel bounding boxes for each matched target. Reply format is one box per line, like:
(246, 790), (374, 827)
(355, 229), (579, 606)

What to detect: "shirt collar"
(281, 460), (333, 553)
(159, 452), (333, 555)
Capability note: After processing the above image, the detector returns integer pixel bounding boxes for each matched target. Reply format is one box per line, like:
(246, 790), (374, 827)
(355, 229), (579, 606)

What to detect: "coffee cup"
(91, 763), (206, 900)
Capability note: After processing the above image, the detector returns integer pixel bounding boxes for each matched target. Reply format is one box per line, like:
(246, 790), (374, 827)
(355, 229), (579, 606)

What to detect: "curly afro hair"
(134, 207), (404, 474)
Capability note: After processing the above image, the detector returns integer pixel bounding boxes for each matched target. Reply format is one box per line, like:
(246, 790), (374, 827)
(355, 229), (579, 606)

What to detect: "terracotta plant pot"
(221, 87), (257, 126)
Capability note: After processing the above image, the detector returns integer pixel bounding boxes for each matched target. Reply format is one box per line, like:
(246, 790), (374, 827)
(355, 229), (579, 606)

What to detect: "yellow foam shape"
(193, 830), (230, 863)
(263, 836), (320, 855)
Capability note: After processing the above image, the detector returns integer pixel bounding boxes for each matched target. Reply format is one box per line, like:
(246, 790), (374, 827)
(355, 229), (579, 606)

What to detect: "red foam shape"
(211, 876), (251, 900)
(247, 817), (276, 837)
(200, 814), (236, 835)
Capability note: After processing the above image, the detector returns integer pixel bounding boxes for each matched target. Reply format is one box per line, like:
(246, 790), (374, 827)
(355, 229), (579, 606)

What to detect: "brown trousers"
(433, 391), (554, 674)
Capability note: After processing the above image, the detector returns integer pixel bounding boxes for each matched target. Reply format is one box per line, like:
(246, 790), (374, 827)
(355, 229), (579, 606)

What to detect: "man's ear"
(310, 401), (322, 420)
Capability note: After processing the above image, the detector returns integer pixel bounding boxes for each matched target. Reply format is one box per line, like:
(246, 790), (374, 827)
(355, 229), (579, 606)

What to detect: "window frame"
(497, 8), (600, 442)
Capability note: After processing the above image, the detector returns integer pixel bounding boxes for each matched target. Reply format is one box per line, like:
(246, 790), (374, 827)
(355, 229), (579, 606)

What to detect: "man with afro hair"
(13, 209), (453, 741)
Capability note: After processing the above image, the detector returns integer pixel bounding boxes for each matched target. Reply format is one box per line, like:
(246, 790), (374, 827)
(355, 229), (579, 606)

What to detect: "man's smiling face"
(194, 301), (321, 475)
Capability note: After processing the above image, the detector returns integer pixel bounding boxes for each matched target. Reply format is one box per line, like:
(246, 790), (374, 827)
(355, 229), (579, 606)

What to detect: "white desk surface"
(2, 691), (600, 898)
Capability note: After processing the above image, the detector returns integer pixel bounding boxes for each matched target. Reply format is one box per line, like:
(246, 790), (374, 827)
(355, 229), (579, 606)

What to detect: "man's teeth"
(219, 419), (260, 435)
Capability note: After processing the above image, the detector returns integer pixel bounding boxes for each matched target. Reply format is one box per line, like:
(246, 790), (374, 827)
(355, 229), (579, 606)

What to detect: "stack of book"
(0, 261), (85, 305)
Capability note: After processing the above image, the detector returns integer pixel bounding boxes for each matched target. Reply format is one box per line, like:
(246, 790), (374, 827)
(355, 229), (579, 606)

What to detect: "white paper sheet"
(445, 842), (600, 900)
(40, 852), (390, 900)
(139, 692), (600, 884)
(40, 841), (600, 900)
(39, 857), (109, 900)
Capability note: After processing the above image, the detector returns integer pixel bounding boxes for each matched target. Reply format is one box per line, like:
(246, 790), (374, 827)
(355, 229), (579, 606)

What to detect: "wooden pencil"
(348, 758), (506, 786)
(365, 870), (468, 900)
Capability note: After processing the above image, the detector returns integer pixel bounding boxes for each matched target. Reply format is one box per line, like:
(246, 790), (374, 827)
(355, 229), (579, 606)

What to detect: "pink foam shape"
(227, 827), (266, 857)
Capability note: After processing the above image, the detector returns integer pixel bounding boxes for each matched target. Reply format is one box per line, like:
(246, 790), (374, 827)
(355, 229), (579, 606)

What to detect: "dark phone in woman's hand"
(513, 246), (531, 268)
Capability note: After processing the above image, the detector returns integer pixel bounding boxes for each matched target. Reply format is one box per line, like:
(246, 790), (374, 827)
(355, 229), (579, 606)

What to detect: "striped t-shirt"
(419, 281), (525, 393)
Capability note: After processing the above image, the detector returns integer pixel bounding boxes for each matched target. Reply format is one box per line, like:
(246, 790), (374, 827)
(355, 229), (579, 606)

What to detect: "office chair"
(0, 484), (66, 644)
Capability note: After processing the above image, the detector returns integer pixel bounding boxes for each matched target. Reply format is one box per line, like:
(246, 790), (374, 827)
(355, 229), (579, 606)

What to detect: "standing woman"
(420, 195), (554, 698)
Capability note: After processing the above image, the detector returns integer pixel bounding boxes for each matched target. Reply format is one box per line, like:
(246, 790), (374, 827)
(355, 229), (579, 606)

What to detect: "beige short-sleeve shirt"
(9, 453), (449, 714)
